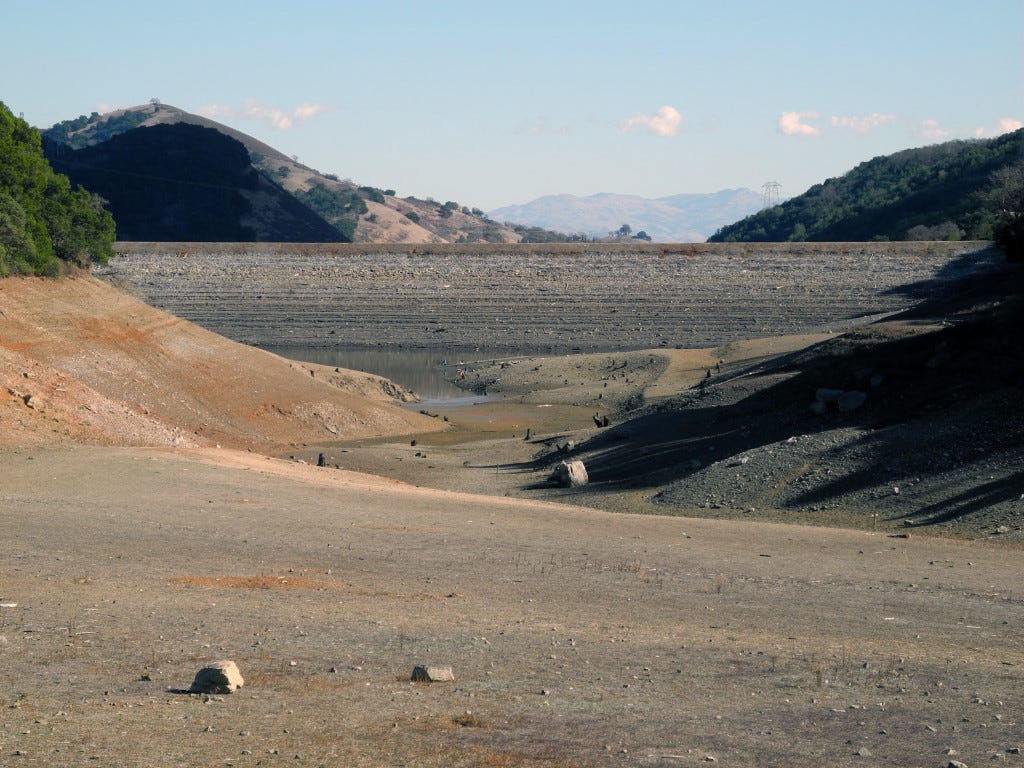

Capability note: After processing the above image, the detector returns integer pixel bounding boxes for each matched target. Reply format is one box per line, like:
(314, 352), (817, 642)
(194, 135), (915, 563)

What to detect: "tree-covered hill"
(710, 129), (1024, 244)
(44, 103), (535, 244)
(44, 123), (346, 243)
(0, 101), (114, 276)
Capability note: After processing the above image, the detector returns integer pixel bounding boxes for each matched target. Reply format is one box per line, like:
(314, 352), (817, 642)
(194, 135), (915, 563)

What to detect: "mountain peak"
(489, 189), (762, 242)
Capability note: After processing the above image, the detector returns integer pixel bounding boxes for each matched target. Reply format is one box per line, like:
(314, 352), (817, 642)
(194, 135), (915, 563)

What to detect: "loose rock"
(411, 665), (455, 683)
(837, 390), (868, 412)
(190, 660), (244, 694)
(552, 460), (588, 487)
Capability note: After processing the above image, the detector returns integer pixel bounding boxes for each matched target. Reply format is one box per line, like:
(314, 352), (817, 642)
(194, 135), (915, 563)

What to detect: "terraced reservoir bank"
(103, 241), (1001, 354)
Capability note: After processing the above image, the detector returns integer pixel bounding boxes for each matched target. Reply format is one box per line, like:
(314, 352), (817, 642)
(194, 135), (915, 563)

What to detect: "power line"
(761, 181), (781, 208)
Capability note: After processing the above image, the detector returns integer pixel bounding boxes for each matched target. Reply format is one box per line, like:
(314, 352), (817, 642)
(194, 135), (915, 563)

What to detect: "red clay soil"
(0, 276), (439, 452)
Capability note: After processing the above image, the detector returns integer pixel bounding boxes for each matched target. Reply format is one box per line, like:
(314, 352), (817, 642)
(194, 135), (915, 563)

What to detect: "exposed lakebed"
(103, 241), (1002, 356)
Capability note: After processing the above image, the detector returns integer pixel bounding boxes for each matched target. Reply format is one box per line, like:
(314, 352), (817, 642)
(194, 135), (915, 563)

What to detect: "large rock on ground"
(837, 390), (868, 412)
(190, 660), (244, 694)
(552, 460), (589, 487)
(411, 665), (455, 682)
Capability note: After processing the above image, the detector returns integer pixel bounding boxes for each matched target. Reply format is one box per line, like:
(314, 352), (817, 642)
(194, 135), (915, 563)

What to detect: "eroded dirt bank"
(0, 276), (439, 452)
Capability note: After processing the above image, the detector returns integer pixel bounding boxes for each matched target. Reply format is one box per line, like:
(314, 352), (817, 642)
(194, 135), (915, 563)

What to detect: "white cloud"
(830, 113), (897, 134)
(997, 117), (1024, 133)
(916, 119), (951, 140)
(622, 105), (683, 137)
(293, 103), (328, 121)
(972, 117), (1024, 138)
(196, 99), (331, 130)
(779, 111), (821, 137)
(915, 117), (1022, 141)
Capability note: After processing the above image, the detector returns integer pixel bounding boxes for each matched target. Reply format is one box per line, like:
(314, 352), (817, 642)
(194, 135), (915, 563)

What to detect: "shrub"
(0, 101), (114, 275)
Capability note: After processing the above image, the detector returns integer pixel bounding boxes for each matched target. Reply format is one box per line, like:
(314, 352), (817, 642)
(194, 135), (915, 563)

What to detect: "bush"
(358, 186), (385, 204)
(0, 101), (114, 275)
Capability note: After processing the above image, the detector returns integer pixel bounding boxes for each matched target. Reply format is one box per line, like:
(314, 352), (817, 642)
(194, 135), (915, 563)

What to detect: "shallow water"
(262, 345), (502, 400)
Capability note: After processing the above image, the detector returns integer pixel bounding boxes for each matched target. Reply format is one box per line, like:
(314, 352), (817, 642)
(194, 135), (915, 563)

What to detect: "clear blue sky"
(4, 1), (1022, 210)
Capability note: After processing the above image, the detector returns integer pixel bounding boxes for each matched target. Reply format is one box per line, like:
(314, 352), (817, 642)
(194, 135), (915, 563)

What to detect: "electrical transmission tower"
(762, 181), (782, 208)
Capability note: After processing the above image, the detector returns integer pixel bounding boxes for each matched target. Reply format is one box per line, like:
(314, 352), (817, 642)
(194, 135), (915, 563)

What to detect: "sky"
(4, 1), (1022, 210)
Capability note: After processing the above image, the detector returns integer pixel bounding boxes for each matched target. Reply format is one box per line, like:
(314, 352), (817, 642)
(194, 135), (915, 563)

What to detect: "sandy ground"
(3, 446), (1023, 768)
(2, 253), (1023, 765)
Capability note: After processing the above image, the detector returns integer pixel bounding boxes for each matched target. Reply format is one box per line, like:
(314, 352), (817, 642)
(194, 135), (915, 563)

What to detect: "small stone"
(411, 665), (455, 683)
(949, 761), (969, 768)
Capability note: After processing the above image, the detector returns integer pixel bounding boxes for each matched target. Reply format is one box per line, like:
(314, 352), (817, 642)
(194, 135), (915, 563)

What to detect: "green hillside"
(0, 101), (114, 276)
(45, 123), (346, 243)
(43, 103), (533, 244)
(710, 129), (1024, 244)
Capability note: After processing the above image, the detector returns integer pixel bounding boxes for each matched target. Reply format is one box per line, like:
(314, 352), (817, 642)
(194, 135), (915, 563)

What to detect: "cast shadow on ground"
(898, 472), (1024, 526)
(882, 245), (1005, 303)
(493, 264), (1023, 526)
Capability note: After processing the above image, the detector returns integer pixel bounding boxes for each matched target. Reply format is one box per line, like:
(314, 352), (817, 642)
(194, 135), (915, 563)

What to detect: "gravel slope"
(101, 242), (1000, 353)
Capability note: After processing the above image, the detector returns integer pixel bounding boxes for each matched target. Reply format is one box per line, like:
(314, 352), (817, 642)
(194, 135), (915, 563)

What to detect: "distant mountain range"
(489, 189), (764, 242)
(36, 103), (1023, 247)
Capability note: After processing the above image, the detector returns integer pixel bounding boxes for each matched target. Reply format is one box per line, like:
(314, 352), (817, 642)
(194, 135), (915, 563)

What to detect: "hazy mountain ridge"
(489, 189), (764, 242)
